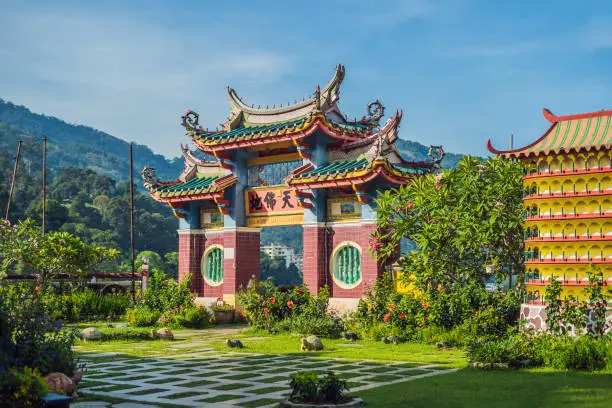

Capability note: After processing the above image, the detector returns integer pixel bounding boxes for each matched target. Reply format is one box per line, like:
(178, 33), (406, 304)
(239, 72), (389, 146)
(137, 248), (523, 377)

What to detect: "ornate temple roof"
(488, 108), (612, 158)
(143, 64), (444, 206)
(142, 145), (236, 204)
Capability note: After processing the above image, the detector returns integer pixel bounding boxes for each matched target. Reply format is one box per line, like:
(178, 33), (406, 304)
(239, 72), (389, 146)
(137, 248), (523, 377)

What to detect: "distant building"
(488, 108), (611, 300)
(261, 243), (303, 270)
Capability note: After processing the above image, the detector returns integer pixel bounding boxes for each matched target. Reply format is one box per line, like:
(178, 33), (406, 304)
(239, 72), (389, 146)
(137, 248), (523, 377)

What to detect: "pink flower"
(263, 308), (269, 315)
(262, 301), (267, 307)
(399, 313), (406, 319)
(287, 300), (294, 309)
(269, 297), (276, 304)
(383, 313), (391, 323)
(388, 304), (396, 310)
(405, 201), (414, 210)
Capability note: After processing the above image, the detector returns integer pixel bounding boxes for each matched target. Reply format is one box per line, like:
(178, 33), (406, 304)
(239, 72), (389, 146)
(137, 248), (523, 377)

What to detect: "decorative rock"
(79, 327), (102, 341)
(468, 361), (510, 369)
(226, 339), (244, 348)
(300, 335), (324, 351)
(342, 332), (359, 341)
(115, 323), (129, 328)
(382, 335), (398, 345)
(436, 341), (450, 349)
(152, 327), (174, 340)
(267, 328), (279, 335)
(45, 370), (83, 399)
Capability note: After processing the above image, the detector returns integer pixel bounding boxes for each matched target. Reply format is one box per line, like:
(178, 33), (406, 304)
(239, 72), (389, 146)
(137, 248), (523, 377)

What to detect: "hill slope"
(0, 99), (183, 181)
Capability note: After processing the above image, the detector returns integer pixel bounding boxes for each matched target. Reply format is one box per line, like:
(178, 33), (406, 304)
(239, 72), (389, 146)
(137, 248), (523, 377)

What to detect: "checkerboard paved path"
(80, 349), (456, 408)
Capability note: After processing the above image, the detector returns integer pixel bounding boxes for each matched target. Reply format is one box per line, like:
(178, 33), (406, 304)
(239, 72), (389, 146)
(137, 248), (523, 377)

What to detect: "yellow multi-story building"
(488, 108), (611, 300)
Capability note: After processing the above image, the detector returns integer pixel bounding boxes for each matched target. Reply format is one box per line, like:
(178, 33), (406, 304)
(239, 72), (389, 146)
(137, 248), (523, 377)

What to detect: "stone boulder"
(152, 327), (174, 340)
(342, 332), (359, 341)
(300, 335), (324, 351)
(226, 339), (244, 348)
(79, 327), (102, 341)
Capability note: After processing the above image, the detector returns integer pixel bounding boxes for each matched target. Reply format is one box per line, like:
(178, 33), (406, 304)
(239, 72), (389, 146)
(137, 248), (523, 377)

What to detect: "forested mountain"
(0, 99), (183, 181)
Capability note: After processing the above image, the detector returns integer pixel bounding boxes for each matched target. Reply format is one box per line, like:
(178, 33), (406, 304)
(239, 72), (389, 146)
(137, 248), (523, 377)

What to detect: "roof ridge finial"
(314, 85), (321, 112)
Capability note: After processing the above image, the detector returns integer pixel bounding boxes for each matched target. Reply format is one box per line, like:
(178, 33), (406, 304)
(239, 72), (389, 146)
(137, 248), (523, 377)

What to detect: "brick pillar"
(329, 221), (381, 298)
(222, 227), (260, 305)
(302, 224), (329, 295)
(178, 230), (205, 296)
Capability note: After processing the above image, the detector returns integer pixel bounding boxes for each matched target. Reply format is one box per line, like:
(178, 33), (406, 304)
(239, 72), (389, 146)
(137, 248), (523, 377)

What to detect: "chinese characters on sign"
(245, 187), (300, 216)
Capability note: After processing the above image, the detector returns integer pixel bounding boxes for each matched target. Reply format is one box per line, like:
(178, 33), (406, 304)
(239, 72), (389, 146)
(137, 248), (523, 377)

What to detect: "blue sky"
(1, 0), (611, 158)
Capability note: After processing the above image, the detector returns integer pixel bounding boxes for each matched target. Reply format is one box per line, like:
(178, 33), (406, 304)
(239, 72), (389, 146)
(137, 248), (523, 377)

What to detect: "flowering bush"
(0, 366), (49, 408)
(351, 276), (426, 341)
(237, 278), (342, 337)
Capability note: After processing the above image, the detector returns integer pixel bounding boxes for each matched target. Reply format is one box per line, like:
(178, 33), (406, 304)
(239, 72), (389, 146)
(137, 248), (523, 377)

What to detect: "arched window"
(202, 245), (224, 286)
(331, 243), (362, 288)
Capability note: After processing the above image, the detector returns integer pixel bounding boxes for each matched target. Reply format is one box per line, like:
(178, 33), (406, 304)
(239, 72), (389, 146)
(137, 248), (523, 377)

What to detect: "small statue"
(226, 339), (244, 348)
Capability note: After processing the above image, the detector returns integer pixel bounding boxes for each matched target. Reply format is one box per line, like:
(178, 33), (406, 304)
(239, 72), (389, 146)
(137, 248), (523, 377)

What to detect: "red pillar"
(178, 230), (205, 296)
(302, 224), (329, 295)
(222, 227), (260, 304)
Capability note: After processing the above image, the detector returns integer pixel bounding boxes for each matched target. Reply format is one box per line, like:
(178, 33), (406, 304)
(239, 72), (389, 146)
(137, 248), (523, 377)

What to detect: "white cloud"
(0, 9), (293, 156)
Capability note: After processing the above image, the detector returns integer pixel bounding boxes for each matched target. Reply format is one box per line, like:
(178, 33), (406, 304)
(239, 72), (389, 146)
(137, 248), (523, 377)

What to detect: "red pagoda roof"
(488, 108), (612, 158)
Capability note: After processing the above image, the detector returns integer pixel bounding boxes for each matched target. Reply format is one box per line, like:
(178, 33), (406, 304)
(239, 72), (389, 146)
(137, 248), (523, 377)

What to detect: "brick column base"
(222, 227), (260, 305)
(178, 231), (205, 296)
(302, 225), (329, 295)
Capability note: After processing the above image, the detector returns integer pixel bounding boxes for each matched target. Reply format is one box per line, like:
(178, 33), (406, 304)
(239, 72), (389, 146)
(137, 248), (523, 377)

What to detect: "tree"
(374, 156), (524, 291)
(26, 199), (69, 232)
(164, 251), (179, 279)
(0, 219), (119, 286)
(136, 250), (163, 272)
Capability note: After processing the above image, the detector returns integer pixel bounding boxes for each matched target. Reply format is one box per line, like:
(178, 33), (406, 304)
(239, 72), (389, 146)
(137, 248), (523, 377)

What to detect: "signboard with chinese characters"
(244, 186), (304, 227)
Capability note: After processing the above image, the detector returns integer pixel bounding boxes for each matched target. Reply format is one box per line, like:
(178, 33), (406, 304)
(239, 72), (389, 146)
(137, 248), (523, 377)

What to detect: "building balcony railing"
(524, 211), (611, 221)
(525, 235), (612, 243)
(524, 257), (610, 264)
(523, 190), (612, 200)
(522, 165), (612, 179)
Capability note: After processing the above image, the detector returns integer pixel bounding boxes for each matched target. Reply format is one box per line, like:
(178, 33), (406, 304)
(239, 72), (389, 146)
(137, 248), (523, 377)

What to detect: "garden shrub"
(157, 306), (211, 329)
(467, 334), (533, 367)
(351, 275), (426, 341)
(95, 327), (155, 341)
(238, 279), (342, 337)
(0, 366), (49, 408)
(125, 306), (161, 327)
(45, 289), (131, 322)
(0, 282), (77, 377)
(532, 334), (608, 371)
(124, 271), (203, 328)
(288, 371), (349, 404)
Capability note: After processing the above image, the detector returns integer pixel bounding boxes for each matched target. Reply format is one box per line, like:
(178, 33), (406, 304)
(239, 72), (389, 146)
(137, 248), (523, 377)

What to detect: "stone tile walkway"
(79, 349), (456, 408)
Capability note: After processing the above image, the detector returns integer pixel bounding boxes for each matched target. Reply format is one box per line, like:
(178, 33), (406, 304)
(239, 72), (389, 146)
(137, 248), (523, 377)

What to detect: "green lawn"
(358, 368), (612, 408)
(74, 325), (612, 407)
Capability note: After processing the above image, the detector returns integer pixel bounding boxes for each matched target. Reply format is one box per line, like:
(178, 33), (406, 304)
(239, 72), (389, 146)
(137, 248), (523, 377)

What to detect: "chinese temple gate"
(143, 65), (443, 306)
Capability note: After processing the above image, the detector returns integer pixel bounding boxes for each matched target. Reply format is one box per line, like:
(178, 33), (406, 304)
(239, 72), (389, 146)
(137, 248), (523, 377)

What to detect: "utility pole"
(510, 133), (514, 150)
(129, 143), (136, 300)
(42, 136), (47, 235)
(5, 140), (22, 221)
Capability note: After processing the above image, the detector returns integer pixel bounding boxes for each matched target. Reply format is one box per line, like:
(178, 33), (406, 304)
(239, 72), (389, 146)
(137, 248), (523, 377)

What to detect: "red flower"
(297, 288), (303, 295)
(422, 302), (429, 311)
(163, 280), (169, 285)
(388, 304), (396, 310)
(35, 286), (40, 292)
(287, 300), (294, 309)
(405, 201), (414, 210)
(263, 308), (269, 315)
(399, 313), (406, 319)
(383, 313), (391, 323)
(437, 284), (444, 291)
(269, 297), (276, 304)
(423, 317), (428, 323)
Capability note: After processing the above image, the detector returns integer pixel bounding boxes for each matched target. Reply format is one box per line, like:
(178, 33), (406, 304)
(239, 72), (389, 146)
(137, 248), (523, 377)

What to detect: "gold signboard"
(245, 186), (304, 227)
(327, 196), (362, 222)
